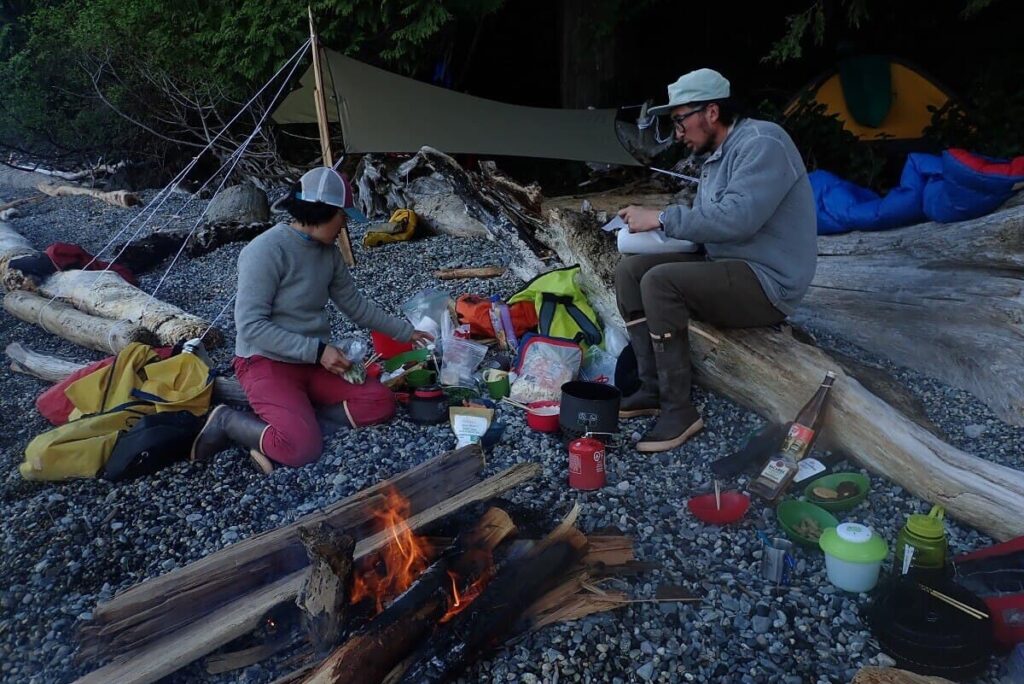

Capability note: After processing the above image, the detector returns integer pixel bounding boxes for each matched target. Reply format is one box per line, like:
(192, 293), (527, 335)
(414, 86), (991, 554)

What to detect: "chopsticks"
(916, 584), (989, 620)
(714, 479), (721, 511)
(362, 352), (383, 369)
(501, 397), (531, 411)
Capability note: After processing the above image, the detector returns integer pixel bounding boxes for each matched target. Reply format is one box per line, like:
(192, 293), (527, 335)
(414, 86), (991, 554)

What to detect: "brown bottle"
(749, 371), (837, 502)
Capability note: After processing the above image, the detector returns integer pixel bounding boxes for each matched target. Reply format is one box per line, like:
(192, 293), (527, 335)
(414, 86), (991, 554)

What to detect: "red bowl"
(526, 401), (561, 433)
(687, 491), (750, 525)
(371, 331), (414, 359)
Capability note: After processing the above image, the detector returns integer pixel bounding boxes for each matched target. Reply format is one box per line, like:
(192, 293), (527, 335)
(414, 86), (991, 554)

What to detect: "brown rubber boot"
(636, 330), (703, 452)
(618, 318), (661, 418)
(190, 405), (269, 461)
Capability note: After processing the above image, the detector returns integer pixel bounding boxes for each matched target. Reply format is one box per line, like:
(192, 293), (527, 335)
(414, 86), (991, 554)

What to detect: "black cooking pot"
(867, 577), (992, 680)
(559, 381), (621, 443)
(407, 385), (449, 425)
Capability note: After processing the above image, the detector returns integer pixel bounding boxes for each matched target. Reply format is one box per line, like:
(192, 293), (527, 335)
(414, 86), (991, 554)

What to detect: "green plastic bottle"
(894, 505), (948, 574)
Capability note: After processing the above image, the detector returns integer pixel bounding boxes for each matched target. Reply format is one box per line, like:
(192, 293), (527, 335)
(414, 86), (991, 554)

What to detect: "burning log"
(305, 507), (516, 684)
(38, 269), (222, 348)
(296, 524), (355, 656)
(5, 342), (250, 407)
(4, 291), (158, 353)
(73, 460), (541, 684)
(393, 506), (587, 684)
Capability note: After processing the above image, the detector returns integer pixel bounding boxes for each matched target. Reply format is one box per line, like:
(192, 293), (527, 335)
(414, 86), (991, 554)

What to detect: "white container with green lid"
(819, 522), (889, 592)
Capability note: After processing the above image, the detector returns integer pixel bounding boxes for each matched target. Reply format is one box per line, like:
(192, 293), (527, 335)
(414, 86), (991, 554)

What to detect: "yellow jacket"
(20, 343), (213, 481)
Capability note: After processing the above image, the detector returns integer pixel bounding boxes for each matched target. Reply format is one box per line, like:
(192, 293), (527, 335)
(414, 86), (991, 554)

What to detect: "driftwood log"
(37, 181), (140, 208)
(0, 220), (38, 290)
(4, 342), (250, 406)
(4, 292), (158, 354)
(38, 269), (222, 348)
(354, 148), (1024, 540)
(851, 667), (955, 684)
(296, 524), (355, 657)
(433, 266), (506, 280)
(305, 507), (516, 684)
(73, 460), (541, 684)
(113, 221), (271, 274)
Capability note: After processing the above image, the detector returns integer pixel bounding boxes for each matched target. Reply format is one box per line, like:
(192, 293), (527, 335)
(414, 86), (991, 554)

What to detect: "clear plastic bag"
(401, 289), (452, 341)
(509, 336), (582, 404)
(603, 324), (629, 358)
(580, 345), (617, 385)
(439, 337), (488, 387)
(335, 338), (367, 384)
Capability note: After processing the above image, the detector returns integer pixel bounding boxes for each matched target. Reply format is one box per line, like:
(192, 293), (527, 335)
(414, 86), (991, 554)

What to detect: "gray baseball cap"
(648, 68), (731, 117)
(297, 167), (367, 222)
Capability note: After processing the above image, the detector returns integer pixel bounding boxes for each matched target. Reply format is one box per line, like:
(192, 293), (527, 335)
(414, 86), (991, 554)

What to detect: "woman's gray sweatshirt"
(660, 118), (818, 315)
(234, 224), (413, 364)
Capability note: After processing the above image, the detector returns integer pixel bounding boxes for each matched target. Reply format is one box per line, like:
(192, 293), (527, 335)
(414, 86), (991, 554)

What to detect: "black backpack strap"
(538, 293), (560, 337)
(563, 302), (603, 346)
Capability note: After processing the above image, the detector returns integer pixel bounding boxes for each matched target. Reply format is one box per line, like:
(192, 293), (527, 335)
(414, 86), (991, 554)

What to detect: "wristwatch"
(657, 211), (666, 228)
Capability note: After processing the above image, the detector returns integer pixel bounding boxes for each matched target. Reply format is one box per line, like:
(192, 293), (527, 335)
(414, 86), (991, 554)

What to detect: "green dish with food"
(777, 500), (839, 549)
(802, 472), (870, 512)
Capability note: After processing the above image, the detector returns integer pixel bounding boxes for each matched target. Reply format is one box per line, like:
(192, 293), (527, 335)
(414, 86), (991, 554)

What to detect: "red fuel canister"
(568, 436), (606, 490)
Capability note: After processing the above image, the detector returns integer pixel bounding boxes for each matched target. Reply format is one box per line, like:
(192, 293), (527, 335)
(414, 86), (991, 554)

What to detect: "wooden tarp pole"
(307, 6), (356, 268)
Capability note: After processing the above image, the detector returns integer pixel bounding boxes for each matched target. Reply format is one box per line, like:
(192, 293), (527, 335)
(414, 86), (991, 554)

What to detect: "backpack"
(455, 295), (537, 339)
(508, 265), (602, 347)
(100, 411), (204, 481)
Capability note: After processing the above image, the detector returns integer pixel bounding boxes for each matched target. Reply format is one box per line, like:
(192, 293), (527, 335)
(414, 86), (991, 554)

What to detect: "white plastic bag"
(401, 289), (452, 341)
(581, 345), (617, 385)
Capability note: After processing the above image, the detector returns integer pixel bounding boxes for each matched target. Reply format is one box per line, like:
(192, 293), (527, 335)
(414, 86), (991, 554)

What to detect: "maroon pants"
(234, 355), (396, 467)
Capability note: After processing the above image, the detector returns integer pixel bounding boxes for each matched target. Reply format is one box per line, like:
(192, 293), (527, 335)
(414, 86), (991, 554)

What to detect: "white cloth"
(617, 229), (698, 255)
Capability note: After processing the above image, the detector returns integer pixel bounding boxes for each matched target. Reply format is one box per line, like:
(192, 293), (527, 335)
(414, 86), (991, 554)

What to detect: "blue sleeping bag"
(810, 149), (1024, 235)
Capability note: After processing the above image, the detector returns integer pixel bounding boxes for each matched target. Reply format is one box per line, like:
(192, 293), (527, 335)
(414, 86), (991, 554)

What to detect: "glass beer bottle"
(749, 371), (837, 502)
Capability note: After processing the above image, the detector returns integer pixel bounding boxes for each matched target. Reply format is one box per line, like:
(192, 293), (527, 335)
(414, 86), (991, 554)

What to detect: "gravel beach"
(0, 183), (1018, 684)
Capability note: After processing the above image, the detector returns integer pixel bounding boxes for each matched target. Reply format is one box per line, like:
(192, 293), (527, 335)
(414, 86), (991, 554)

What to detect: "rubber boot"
(618, 319), (661, 418)
(315, 402), (354, 438)
(636, 330), (703, 452)
(191, 405), (269, 462)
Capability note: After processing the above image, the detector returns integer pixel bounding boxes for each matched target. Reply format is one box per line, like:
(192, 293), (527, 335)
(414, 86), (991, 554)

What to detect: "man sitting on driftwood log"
(616, 68), (818, 452)
(190, 168), (432, 473)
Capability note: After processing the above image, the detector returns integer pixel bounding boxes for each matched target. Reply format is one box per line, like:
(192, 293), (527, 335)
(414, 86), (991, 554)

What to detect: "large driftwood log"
(802, 200), (1024, 426)
(73, 462), (541, 684)
(4, 342), (250, 407)
(306, 507), (516, 684)
(38, 269), (222, 348)
(37, 181), (140, 208)
(851, 667), (955, 684)
(537, 204), (1024, 541)
(113, 221), (271, 273)
(4, 292), (158, 353)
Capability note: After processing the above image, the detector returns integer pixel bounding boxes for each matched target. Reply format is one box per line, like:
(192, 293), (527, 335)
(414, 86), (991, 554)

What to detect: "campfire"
(73, 448), (661, 684)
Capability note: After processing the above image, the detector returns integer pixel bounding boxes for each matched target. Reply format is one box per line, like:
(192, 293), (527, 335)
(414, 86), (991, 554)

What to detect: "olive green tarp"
(272, 49), (641, 166)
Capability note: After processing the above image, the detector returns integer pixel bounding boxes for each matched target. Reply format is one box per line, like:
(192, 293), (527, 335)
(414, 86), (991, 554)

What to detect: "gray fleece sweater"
(661, 118), (817, 314)
(234, 224), (413, 364)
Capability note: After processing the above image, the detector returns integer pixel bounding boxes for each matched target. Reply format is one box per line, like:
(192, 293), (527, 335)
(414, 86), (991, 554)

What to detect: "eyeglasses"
(671, 106), (707, 130)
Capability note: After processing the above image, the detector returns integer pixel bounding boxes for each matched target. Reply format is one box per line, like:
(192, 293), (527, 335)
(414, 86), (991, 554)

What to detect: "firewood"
(433, 266), (506, 280)
(850, 667), (955, 684)
(4, 291), (158, 353)
(393, 505), (586, 684)
(304, 507), (516, 684)
(296, 524), (355, 656)
(73, 461), (540, 684)
(38, 269), (222, 348)
(5, 342), (251, 406)
(78, 447), (485, 660)
(204, 639), (294, 675)
(37, 181), (140, 208)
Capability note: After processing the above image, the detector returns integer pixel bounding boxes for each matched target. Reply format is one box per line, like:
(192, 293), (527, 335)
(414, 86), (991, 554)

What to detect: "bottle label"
(781, 423), (815, 458)
(793, 458), (826, 483)
(901, 544), (915, 575)
(759, 459), (792, 485)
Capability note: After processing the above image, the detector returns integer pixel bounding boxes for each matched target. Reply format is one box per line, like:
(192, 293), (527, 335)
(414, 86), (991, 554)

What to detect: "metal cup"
(761, 537), (794, 584)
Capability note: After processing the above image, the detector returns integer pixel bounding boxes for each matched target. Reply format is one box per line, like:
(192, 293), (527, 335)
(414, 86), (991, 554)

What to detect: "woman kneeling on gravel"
(191, 167), (432, 473)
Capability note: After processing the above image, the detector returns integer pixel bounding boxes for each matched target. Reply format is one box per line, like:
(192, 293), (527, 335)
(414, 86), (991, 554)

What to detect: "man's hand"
(617, 206), (662, 233)
(320, 345), (352, 375)
(410, 330), (435, 347)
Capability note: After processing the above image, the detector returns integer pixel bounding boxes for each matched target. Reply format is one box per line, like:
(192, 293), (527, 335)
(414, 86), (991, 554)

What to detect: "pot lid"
(820, 522), (888, 563)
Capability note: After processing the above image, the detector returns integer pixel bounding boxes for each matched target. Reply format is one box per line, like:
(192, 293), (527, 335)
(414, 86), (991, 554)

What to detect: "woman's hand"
(618, 205), (662, 233)
(320, 345), (352, 375)
(410, 330), (435, 347)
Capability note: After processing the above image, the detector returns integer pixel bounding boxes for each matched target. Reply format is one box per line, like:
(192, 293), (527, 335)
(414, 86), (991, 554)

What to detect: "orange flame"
(440, 565), (494, 624)
(349, 487), (432, 615)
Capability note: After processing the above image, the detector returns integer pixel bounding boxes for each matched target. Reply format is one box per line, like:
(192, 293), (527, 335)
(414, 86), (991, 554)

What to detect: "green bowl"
(776, 500), (839, 549)
(803, 472), (870, 512)
(382, 349), (430, 373)
(405, 368), (436, 388)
